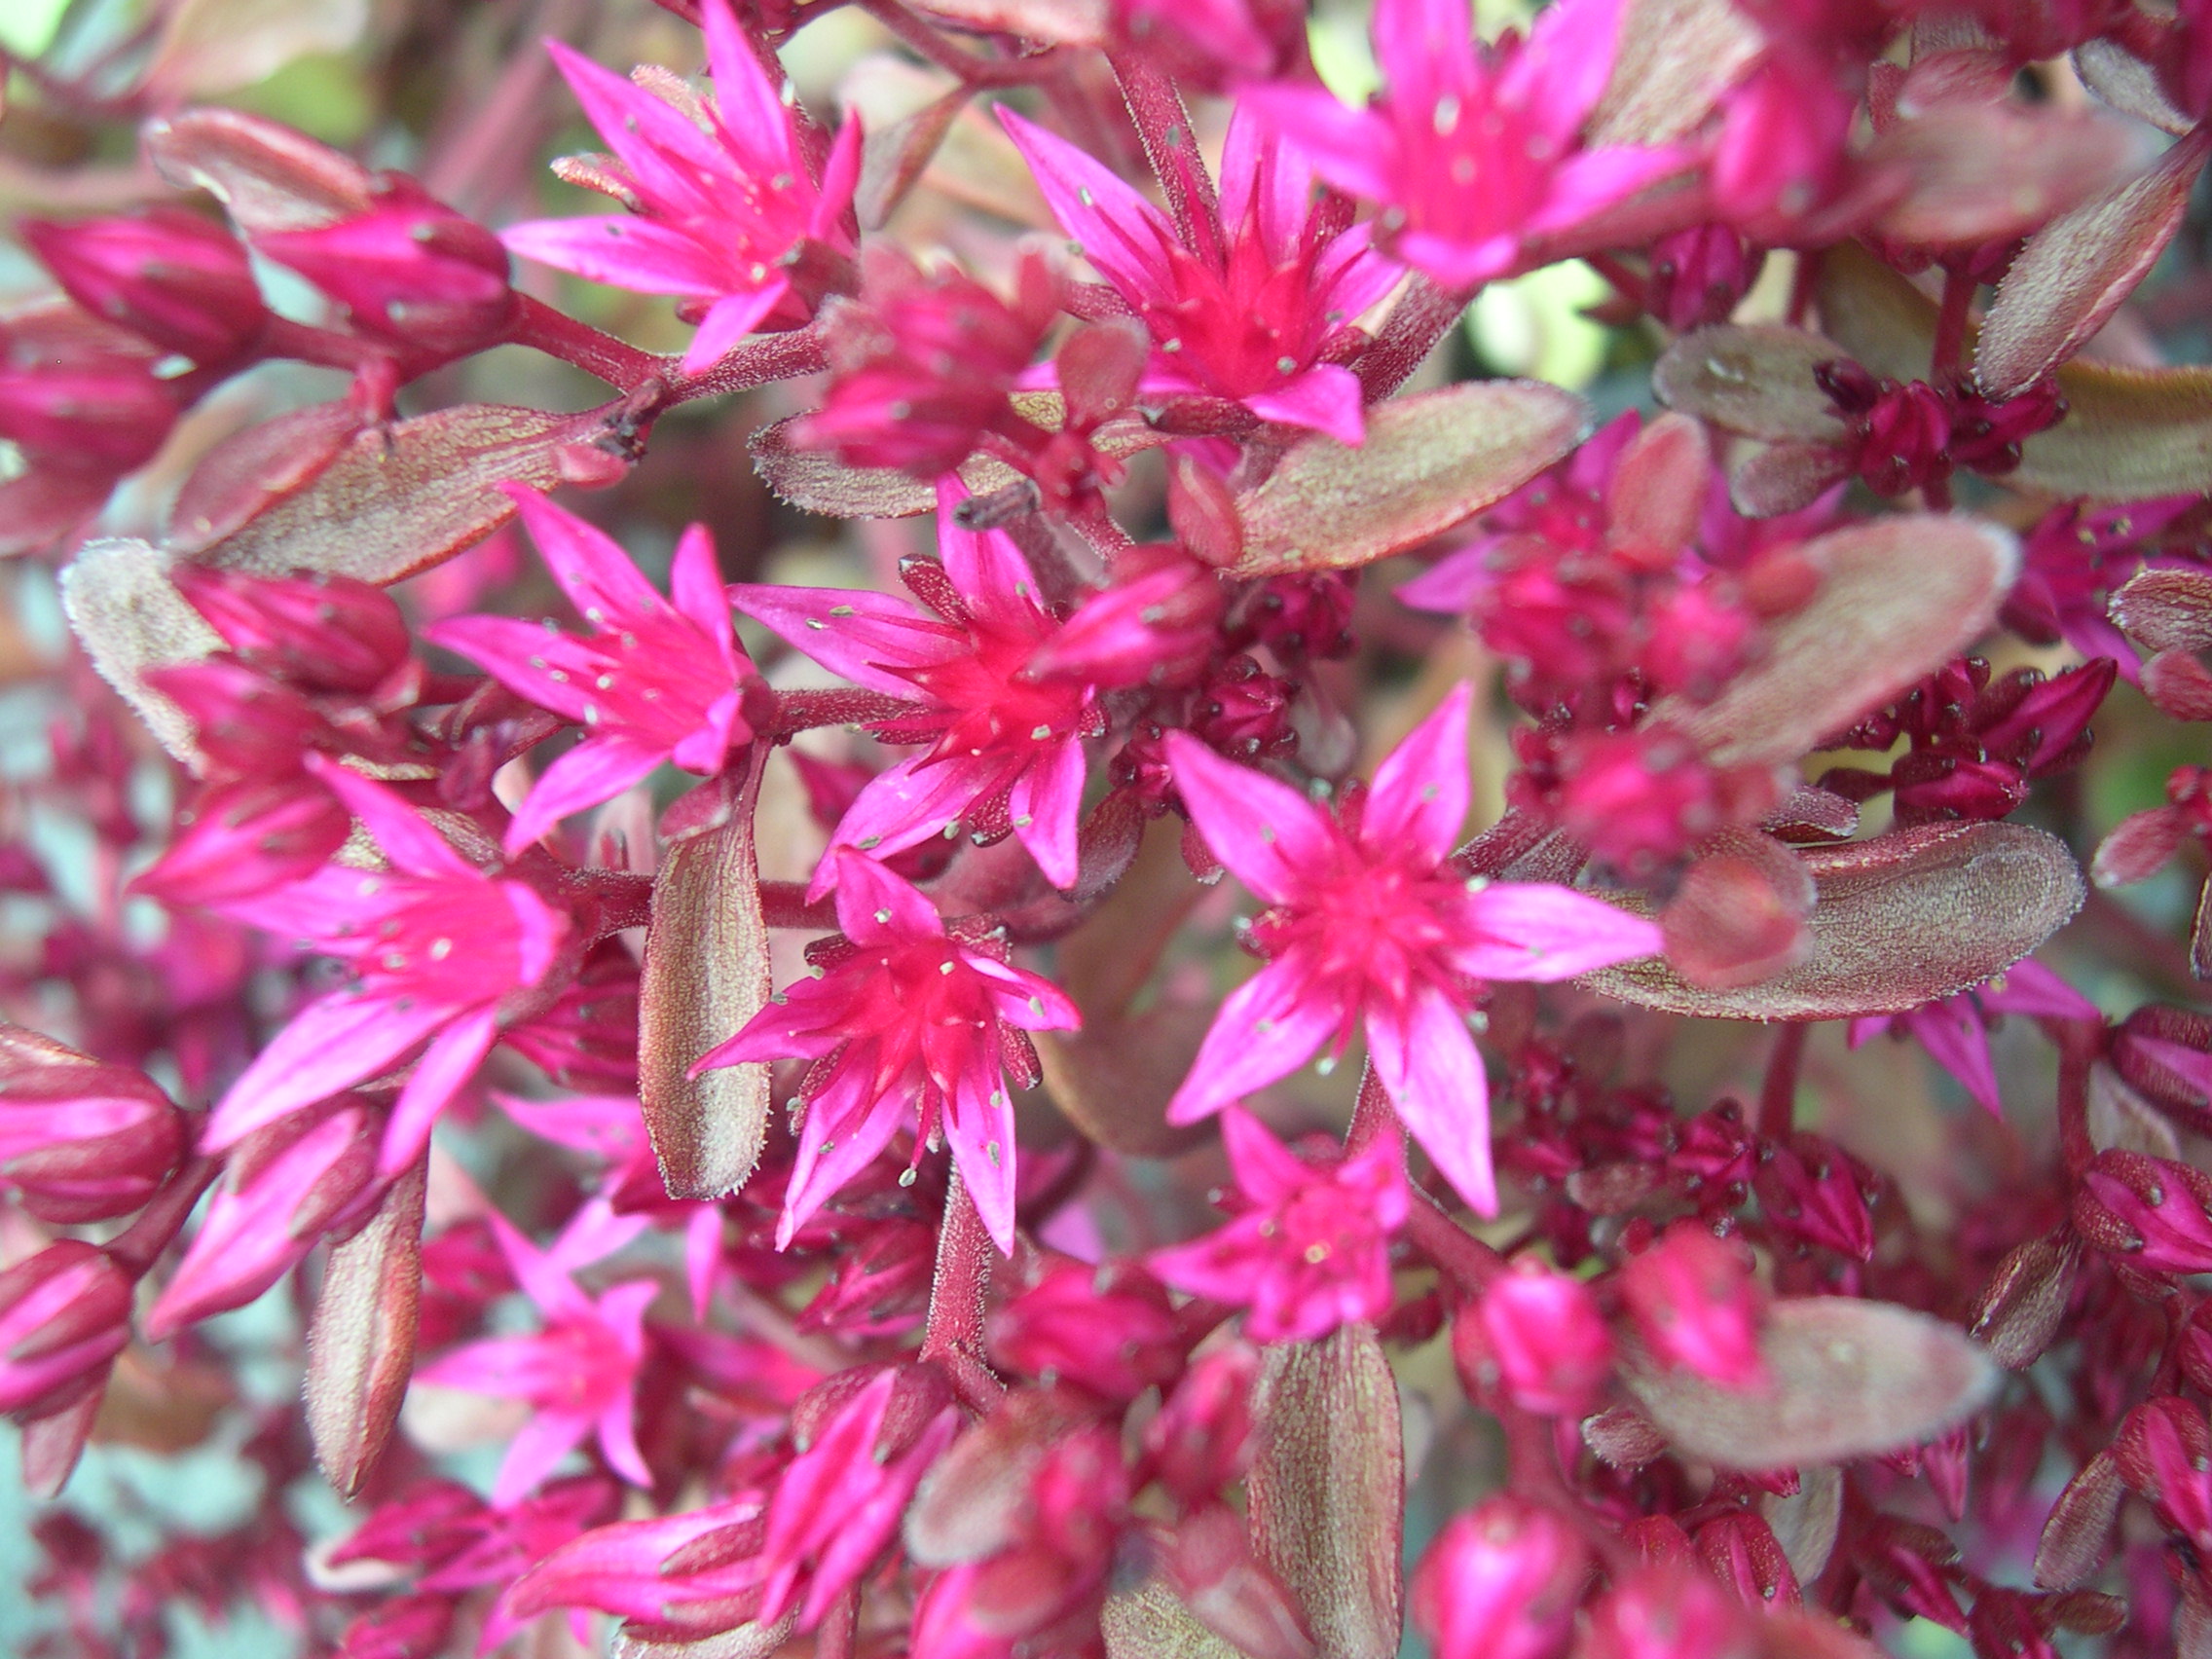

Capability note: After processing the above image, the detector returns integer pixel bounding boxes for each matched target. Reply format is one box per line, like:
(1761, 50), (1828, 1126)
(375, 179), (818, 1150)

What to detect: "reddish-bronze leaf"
(1104, 1580), (1249, 1659)
(196, 403), (635, 584)
(144, 108), (376, 235)
(1588, 0), (1763, 145)
(1653, 325), (1851, 444)
(2013, 359), (2212, 500)
(1814, 244), (1941, 383)
(1230, 382), (1587, 576)
(1657, 517), (2017, 769)
(1976, 130), (2212, 399)
(1248, 1325), (1403, 1659)
(640, 755), (773, 1201)
(2035, 1448), (2123, 1589)
(304, 1157), (424, 1498)
(1760, 1466), (1844, 1587)
(1584, 823), (2085, 1019)
(1730, 440), (1853, 519)
(1033, 1010), (1213, 1158)
(2074, 38), (2193, 135)
(2111, 567), (2212, 653)
(1968, 1231), (2082, 1369)
(1623, 1299), (1998, 1468)
(1867, 102), (2133, 250)
(60, 537), (225, 766)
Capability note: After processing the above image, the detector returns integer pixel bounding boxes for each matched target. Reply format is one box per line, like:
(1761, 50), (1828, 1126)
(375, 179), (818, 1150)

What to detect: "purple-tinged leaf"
(1104, 1580), (1248, 1659)
(166, 402), (368, 556)
(2074, 38), (2194, 136)
(18, 1386), (104, 1498)
(1652, 325), (1851, 444)
(143, 107), (377, 236)
(1976, 130), (2212, 399)
(610, 1618), (795, 1659)
(2014, 359), (2212, 500)
(60, 538), (225, 765)
(1587, 0), (1763, 146)
(1248, 1325), (1403, 1659)
(1760, 1466), (1843, 1587)
(640, 757), (772, 1201)
(1623, 1299), (1998, 1469)
(1231, 382), (1588, 577)
(1867, 101), (2133, 250)
(2034, 1448), (2123, 1589)
(196, 402), (636, 584)
(2144, 649), (2212, 721)
(1658, 516), (2017, 769)
(304, 1157), (424, 1498)
(1813, 243), (1943, 384)
(1729, 440), (1853, 519)
(1584, 823), (2085, 1019)
(1967, 1230), (2080, 1370)
(2111, 567), (2212, 653)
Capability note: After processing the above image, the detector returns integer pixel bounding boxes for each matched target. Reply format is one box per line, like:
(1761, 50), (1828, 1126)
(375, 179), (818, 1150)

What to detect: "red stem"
(921, 1169), (997, 1389)
(1932, 266), (1973, 377)
(502, 295), (665, 390)
(1757, 1021), (1807, 1141)
(1406, 1188), (1504, 1293)
(2051, 1019), (2100, 1181)
(1355, 276), (1474, 404)
(109, 1157), (222, 1279)
(862, 0), (1068, 86)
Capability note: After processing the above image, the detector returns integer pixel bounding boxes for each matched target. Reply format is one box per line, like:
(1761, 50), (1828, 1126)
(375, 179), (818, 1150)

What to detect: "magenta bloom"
(500, 0), (861, 373)
(203, 758), (569, 1177)
(691, 850), (1080, 1252)
(1847, 959), (2100, 1117)
(1150, 1107), (1407, 1344)
(425, 489), (759, 857)
(1164, 684), (1662, 1213)
(730, 483), (1100, 893)
(1243, 0), (1684, 290)
(415, 1204), (656, 1508)
(1000, 106), (1401, 445)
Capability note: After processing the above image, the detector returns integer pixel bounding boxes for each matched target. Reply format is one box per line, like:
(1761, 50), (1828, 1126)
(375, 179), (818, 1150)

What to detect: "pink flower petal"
(302, 755), (475, 881)
(1903, 1000), (2005, 1117)
(680, 279), (789, 377)
(1165, 958), (1347, 1124)
(1451, 883), (1663, 981)
(492, 1409), (593, 1509)
(829, 847), (947, 945)
(1011, 738), (1086, 891)
(936, 478), (1051, 633)
(499, 214), (730, 298)
(776, 1063), (909, 1249)
(503, 736), (665, 857)
(943, 1045), (1020, 1253)
(1360, 682), (1473, 866)
(204, 989), (455, 1152)
(1164, 732), (1339, 906)
(815, 753), (998, 901)
(998, 108), (1177, 306)
(379, 1007), (498, 1176)
(501, 486), (667, 625)
(1368, 986), (1497, 1215)
(727, 582), (961, 695)
(1243, 363), (1367, 445)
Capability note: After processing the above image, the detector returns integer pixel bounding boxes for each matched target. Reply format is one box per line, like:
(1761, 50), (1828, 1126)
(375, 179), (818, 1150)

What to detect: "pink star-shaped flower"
(500, 0), (860, 373)
(1165, 683), (1662, 1213)
(692, 850), (1080, 1251)
(425, 487), (760, 857)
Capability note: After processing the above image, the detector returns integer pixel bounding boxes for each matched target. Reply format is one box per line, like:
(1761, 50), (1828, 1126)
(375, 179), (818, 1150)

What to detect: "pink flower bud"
(1582, 1565), (1752, 1659)
(1890, 750), (2030, 826)
(171, 566), (412, 696)
(139, 660), (330, 778)
(2111, 1004), (2212, 1134)
(1411, 1497), (1591, 1659)
(20, 208), (266, 368)
(2074, 1149), (2212, 1274)
(0, 1032), (184, 1224)
(987, 1256), (1185, 1407)
(1751, 1136), (1874, 1261)
(334, 1592), (456, 1659)
(1143, 1343), (1260, 1506)
(1031, 545), (1225, 691)
(0, 1241), (132, 1418)
(147, 1097), (384, 1340)
(794, 245), (1053, 479)
(1619, 1223), (1769, 1391)
(1458, 1258), (1615, 1418)
(132, 775), (352, 907)
(254, 178), (513, 355)
(1646, 223), (1759, 332)
(2114, 1395), (2212, 1551)
(1692, 1512), (1799, 1608)
(0, 304), (178, 470)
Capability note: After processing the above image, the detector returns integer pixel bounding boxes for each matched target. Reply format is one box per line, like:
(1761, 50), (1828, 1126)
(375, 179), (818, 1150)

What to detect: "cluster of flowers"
(3, 0), (2212, 1652)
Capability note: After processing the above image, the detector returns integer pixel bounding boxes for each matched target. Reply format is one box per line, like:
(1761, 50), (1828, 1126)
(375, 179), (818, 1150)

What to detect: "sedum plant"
(1, 0), (2211, 1653)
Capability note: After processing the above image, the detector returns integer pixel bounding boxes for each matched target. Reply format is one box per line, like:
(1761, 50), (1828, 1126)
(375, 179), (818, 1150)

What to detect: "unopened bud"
(0, 1030), (184, 1224)
(172, 565), (411, 695)
(2073, 1149), (2212, 1275)
(0, 1241), (133, 1418)
(1413, 1496), (1591, 1659)
(1457, 1257), (1614, 1418)
(21, 207), (266, 368)
(133, 775), (352, 907)
(1618, 1223), (1769, 1391)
